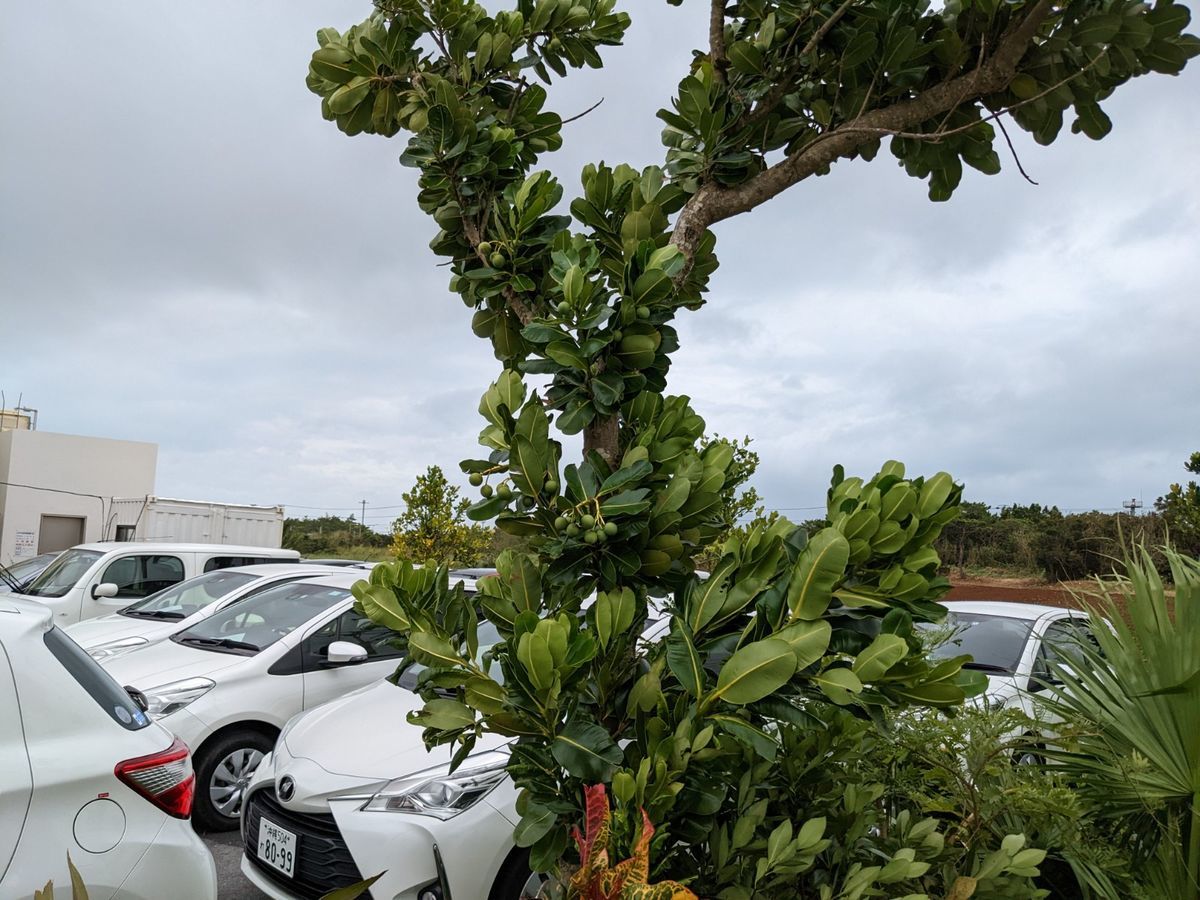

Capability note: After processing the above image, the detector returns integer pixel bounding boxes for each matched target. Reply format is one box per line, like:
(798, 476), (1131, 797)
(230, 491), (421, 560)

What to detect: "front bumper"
(239, 780), (520, 900)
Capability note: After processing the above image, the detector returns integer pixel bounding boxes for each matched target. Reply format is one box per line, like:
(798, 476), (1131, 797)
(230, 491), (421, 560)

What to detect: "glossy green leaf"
(709, 639), (797, 706)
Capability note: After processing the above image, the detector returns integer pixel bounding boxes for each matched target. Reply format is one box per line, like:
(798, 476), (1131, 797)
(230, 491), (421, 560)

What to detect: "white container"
(108, 496), (285, 547)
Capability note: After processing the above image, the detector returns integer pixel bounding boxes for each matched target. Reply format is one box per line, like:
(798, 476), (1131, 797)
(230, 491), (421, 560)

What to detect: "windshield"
(23, 549), (104, 598)
(171, 582), (350, 655)
(921, 613), (1034, 674)
(121, 570), (259, 620)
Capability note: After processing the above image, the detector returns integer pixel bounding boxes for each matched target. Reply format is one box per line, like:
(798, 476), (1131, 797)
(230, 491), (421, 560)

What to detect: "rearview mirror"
(326, 641), (368, 665)
(92, 583), (119, 599)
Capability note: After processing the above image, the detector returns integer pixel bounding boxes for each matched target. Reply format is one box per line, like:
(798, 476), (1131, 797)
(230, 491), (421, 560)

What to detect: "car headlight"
(362, 750), (510, 819)
(142, 677), (216, 718)
(87, 636), (150, 661)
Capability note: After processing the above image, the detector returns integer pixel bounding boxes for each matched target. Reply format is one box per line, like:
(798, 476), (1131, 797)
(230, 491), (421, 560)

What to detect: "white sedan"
(66, 563), (356, 661)
(0, 596), (216, 899)
(102, 571), (425, 831)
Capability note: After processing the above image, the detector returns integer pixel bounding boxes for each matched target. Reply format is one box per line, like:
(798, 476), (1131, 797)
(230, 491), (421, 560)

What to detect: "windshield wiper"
(962, 662), (1011, 673)
(175, 636), (260, 654)
(121, 608), (185, 620)
(0, 565), (23, 593)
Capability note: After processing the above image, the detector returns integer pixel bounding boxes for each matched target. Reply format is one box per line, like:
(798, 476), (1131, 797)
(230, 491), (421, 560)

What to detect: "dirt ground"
(945, 576), (1088, 609)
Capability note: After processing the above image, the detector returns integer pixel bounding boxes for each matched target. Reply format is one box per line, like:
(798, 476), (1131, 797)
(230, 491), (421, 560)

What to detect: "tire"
(1012, 734), (1045, 767)
(192, 729), (274, 831)
(489, 849), (545, 900)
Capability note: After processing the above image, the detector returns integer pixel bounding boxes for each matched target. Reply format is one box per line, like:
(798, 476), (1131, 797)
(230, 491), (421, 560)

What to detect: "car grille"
(243, 788), (367, 900)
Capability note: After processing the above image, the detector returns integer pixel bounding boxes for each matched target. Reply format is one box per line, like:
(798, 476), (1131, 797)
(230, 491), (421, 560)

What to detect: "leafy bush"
(1039, 546), (1200, 899)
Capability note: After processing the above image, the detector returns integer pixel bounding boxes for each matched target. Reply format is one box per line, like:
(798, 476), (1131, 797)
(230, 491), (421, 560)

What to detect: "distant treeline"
(932, 503), (1184, 581)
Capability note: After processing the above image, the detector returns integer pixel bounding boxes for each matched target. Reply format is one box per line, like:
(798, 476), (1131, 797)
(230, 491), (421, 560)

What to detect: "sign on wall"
(14, 531), (36, 558)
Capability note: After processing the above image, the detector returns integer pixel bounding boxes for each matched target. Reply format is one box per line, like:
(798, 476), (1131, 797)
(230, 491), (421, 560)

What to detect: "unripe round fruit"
(497, 483), (512, 499)
(583, 531), (598, 545)
(612, 329), (623, 341)
(468, 472), (483, 487)
(544, 479), (559, 494)
(557, 301), (571, 316)
(566, 524), (580, 537)
(636, 305), (651, 320)
(490, 251), (506, 268)
(477, 240), (493, 256)
(554, 516), (568, 531)
(520, 495), (535, 509)
(580, 514), (596, 529)
(596, 529), (608, 543)
(604, 521), (618, 537)
(480, 484), (494, 498)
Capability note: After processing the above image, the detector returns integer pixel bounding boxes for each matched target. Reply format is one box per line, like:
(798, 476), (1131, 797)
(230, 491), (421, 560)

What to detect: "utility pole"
(361, 499), (368, 540)
(1122, 497), (1143, 517)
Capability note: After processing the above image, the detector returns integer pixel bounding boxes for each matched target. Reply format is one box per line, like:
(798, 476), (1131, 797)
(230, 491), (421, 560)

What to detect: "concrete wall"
(0, 431), (157, 564)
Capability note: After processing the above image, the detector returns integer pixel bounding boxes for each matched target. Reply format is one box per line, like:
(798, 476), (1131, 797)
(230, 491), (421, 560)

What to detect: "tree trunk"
(584, 412), (620, 468)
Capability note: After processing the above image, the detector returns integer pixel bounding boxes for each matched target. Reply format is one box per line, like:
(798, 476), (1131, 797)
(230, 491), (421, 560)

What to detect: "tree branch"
(710, 0), (729, 83)
(741, 0), (856, 131)
(672, 0), (1056, 256)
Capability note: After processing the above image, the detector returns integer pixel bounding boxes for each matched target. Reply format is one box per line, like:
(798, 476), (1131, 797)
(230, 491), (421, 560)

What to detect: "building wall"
(0, 431), (157, 564)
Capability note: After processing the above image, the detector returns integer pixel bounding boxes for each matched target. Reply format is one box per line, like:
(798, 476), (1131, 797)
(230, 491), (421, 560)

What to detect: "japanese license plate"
(256, 817), (297, 878)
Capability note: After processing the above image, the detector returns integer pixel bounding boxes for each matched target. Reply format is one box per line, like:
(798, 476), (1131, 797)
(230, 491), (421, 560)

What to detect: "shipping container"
(106, 497), (285, 548)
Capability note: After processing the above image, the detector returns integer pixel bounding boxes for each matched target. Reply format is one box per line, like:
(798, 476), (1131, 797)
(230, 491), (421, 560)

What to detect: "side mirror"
(325, 641), (368, 666)
(92, 583), (119, 599)
(124, 685), (149, 712)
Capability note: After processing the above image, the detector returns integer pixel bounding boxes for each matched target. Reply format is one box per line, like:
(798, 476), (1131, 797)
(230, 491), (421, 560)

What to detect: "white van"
(11, 542), (300, 625)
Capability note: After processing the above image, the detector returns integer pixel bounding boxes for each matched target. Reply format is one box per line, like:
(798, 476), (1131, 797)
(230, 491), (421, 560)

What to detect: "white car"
(13, 542), (301, 625)
(924, 600), (1097, 758)
(239, 605), (669, 900)
(102, 571), (444, 831)
(66, 563), (358, 662)
(0, 596), (216, 900)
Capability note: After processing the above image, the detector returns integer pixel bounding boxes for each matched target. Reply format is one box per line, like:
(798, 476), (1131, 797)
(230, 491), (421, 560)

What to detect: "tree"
(1156, 451), (1200, 555)
(308, 0), (1195, 893)
(390, 464), (493, 564)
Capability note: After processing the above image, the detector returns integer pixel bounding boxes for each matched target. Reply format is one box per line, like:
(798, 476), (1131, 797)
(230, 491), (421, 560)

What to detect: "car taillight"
(115, 737), (196, 819)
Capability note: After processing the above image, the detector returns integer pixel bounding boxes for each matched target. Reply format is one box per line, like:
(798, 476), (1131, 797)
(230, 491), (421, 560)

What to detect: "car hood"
(103, 636), (249, 688)
(282, 679), (507, 779)
(65, 614), (178, 649)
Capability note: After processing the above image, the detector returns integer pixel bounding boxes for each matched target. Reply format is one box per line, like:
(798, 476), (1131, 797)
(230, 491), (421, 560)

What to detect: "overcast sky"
(2, 2), (1197, 531)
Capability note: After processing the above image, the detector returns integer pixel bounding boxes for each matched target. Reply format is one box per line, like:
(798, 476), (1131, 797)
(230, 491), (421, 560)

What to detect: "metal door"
(37, 515), (85, 554)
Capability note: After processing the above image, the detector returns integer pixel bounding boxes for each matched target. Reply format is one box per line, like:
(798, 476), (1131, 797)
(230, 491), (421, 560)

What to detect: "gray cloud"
(2, 1), (1197, 529)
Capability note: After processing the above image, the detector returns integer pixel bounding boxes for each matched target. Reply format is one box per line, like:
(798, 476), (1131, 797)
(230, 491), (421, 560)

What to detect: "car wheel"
(490, 849), (546, 900)
(193, 730), (274, 831)
(1012, 735), (1045, 767)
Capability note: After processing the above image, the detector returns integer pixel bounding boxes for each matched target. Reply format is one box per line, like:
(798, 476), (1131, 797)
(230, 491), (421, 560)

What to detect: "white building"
(0, 428), (157, 564)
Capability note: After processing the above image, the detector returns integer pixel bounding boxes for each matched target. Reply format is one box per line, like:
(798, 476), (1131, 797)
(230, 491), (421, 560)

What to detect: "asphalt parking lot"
(203, 830), (266, 899)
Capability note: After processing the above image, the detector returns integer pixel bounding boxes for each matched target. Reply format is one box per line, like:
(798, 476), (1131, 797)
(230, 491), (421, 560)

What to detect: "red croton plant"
(569, 784), (696, 900)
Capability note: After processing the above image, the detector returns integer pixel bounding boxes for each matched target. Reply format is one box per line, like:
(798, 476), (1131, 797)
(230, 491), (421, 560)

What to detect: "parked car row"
(1, 540), (1103, 900)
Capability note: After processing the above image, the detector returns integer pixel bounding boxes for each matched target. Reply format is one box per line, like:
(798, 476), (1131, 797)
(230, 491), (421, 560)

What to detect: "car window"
(921, 613), (1034, 674)
(301, 609), (409, 666)
(42, 627), (150, 731)
(1032, 619), (1096, 681)
(173, 582), (351, 654)
(121, 570), (259, 620)
(22, 549), (103, 598)
(101, 555), (186, 599)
